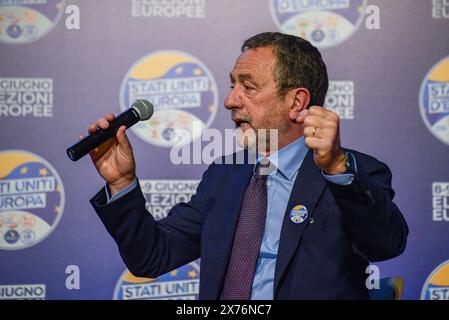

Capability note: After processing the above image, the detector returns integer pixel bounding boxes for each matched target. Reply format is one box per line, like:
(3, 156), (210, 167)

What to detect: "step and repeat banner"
(0, 0), (448, 300)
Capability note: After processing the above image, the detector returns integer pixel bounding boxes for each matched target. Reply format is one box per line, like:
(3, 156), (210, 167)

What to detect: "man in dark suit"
(88, 32), (408, 299)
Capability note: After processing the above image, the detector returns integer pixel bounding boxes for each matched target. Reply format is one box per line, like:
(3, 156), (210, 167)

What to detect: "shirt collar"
(255, 136), (308, 181)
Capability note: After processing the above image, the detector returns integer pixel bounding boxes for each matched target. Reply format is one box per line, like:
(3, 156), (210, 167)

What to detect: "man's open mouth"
(233, 119), (252, 131)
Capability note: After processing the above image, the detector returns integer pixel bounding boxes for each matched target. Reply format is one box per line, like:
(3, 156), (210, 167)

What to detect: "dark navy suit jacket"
(90, 149), (408, 299)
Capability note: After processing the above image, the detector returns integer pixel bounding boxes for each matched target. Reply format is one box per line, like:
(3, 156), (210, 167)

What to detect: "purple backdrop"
(1, 0), (449, 300)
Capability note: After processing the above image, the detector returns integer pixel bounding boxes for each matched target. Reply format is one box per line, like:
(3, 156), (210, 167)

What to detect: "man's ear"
(288, 88), (310, 121)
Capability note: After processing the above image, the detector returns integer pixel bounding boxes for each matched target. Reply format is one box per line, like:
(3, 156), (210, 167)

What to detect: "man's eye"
(243, 84), (255, 91)
(229, 84), (235, 89)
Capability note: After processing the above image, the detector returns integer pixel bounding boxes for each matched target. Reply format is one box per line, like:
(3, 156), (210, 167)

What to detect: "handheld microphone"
(66, 99), (154, 161)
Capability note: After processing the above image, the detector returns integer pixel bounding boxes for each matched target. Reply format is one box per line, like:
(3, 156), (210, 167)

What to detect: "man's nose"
(224, 86), (242, 110)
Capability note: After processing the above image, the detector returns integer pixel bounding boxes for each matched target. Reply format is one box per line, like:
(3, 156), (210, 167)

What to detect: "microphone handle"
(66, 108), (140, 161)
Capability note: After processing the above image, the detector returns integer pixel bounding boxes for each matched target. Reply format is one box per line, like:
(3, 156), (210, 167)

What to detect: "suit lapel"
(273, 150), (327, 297)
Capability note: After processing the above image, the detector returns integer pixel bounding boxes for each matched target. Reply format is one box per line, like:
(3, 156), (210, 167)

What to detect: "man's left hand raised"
(296, 106), (347, 175)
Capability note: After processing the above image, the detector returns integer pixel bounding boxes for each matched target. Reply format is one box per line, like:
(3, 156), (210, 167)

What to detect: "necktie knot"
(254, 159), (272, 180)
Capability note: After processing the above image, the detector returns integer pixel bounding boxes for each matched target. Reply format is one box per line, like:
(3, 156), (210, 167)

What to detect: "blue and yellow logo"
(0, 0), (65, 44)
(269, 0), (366, 48)
(113, 261), (200, 300)
(0, 150), (64, 250)
(120, 50), (218, 147)
(421, 260), (449, 300)
(290, 205), (308, 224)
(419, 56), (449, 146)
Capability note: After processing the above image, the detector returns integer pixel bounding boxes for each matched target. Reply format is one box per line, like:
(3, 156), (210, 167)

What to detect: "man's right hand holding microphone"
(83, 113), (136, 196)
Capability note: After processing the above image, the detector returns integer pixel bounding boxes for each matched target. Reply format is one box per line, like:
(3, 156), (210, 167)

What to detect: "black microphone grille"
(132, 99), (154, 120)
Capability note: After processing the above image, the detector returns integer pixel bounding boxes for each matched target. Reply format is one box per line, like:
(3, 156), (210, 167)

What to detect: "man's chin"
(235, 126), (257, 151)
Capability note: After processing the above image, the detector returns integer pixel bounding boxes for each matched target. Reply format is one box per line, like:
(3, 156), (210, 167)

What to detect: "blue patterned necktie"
(221, 160), (270, 300)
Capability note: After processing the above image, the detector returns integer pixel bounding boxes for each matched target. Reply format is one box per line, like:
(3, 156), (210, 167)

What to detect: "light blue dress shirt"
(105, 137), (355, 300)
(250, 137), (355, 299)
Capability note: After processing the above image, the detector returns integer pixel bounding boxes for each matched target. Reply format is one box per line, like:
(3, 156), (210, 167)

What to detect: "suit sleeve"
(90, 164), (215, 278)
(326, 155), (409, 262)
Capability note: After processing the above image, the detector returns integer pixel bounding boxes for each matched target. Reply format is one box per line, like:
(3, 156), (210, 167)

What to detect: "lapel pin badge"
(290, 205), (308, 224)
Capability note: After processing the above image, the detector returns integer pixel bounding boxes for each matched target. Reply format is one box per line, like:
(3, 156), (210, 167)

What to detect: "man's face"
(224, 47), (292, 151)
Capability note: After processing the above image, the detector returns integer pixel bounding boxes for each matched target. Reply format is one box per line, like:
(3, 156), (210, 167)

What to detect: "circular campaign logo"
(120, 50), (219, 148)
(0, 150), (64, 250)
(269, 0), (366, 48)
(0, 0), (65, 44)
(113, 261), (200, 300)
(419, 56), (449, 146)
(289, 205), (308, 224)
(421, 260), (449, 300)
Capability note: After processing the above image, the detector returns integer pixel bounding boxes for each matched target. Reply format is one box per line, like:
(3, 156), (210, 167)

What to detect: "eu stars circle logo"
(0, 0), (65, 44)
(269, 0), (367, 48)
(120, 50), (219, 148)
(421, 260), (449, 300)
(0, 150), (65, 250)
(113, 261), (200, 300)
(419, 56), (449, 146)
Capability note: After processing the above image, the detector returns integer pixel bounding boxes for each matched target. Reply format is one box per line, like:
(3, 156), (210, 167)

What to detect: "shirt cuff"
(321, 153), (357, 186)
(105, 178), (138, 203)
(322, 172), (355, 185)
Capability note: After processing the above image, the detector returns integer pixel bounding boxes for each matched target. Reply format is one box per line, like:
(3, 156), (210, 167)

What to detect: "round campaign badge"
(269, 0), (367, 48)
(0, 0), (65, 44)
(290, 205), (308, 224)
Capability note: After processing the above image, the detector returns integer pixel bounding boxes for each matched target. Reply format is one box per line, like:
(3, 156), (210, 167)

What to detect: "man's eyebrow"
(238, 74), (254, 82)
(229, 72), (256, 82)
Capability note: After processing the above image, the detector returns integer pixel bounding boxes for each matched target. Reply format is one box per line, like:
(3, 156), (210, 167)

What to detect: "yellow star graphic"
(176, 67), (184, 74)
(20, 166), (28, 174)
(208, 105), (215, 113)
(39, 168), (49, 176)
(170, 270), (178, 276)
(193, 68), (202, 76)
(56, 184), (61, 193)
(54, 206), (61, 214)
(56, 2), (63, 9)
(358, 6), (364, 13)
(188, 270), (198, 279)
